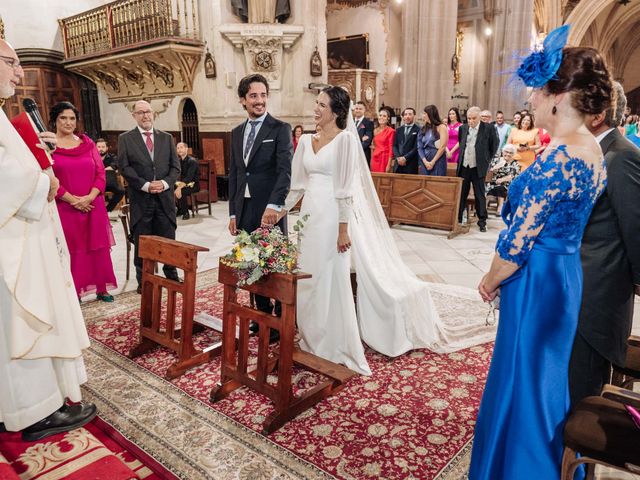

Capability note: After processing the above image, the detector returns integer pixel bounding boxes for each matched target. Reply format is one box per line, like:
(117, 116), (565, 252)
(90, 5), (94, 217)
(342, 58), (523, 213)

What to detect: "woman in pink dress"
(446, 107), (462, 164)
(50, 102), (117, 302)
(370, 107), (396, 173)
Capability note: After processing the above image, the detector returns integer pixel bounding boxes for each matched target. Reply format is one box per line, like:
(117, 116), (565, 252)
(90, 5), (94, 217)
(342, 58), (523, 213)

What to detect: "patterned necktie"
(244, 120), (259, 159)
(144, 131), (153, 153)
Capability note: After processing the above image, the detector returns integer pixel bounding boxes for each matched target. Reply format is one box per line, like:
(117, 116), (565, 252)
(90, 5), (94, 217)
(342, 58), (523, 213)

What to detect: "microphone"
(22, 98), (55, 151)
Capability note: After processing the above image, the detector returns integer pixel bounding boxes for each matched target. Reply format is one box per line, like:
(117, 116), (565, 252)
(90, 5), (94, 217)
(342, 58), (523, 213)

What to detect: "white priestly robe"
(0, 110), (90, 431)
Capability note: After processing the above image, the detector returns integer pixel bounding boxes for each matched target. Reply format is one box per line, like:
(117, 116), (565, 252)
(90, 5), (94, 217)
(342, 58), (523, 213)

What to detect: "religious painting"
(327, 34), (369, 70)
(204, 50), (216, 79)
(310, 47), (322, 76)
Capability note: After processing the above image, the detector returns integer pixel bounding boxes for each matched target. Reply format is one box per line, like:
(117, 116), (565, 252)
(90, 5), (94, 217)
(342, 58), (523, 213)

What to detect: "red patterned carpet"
(0, 418), (174, 479)
(80, 269), (493, 480)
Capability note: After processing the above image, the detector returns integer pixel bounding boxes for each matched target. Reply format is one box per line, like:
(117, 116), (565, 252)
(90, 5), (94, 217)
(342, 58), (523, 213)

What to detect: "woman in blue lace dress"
(469, 30), (613, 479)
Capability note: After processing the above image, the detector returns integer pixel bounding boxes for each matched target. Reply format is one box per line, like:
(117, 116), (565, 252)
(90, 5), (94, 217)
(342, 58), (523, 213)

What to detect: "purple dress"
(447, 122), (462, 164)
(53, 134), (117, 296)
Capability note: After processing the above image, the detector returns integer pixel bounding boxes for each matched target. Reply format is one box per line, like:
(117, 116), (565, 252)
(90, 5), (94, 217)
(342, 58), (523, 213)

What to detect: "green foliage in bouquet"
(221, 215), (309, 286)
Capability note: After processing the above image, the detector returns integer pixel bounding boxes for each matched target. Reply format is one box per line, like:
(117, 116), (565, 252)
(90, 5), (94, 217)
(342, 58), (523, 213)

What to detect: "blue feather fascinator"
(517, 25), (570, 88)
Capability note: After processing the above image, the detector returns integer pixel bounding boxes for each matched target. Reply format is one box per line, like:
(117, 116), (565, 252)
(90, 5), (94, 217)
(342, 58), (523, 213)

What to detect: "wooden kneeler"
(129, 235), (219, 379)
(211, 262), (357, 434)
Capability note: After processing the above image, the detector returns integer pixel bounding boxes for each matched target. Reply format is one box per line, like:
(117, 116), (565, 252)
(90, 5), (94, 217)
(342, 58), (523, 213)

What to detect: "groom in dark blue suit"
(228, 74), (292, 327)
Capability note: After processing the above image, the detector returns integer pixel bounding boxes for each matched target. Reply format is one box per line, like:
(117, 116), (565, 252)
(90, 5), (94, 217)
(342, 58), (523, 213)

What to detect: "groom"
(228, 74), (292, 334)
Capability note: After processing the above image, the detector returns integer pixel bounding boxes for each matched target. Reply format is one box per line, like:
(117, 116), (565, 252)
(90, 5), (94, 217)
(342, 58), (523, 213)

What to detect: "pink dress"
(447, 122), (462, 164)
(53, 134), (117, 297)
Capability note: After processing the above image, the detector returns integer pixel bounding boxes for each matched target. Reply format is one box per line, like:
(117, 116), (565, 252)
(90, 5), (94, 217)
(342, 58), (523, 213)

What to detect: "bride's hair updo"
(545, 47), (612, 116)
(322, 86), (351, 129)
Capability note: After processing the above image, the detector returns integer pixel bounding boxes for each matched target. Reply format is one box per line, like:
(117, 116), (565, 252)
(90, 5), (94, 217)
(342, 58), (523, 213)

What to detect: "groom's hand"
(228, 218), (237, 236)
(261, 208), (279, 227)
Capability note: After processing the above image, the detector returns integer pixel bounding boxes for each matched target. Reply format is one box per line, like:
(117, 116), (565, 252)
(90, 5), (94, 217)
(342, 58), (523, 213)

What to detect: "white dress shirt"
(137, 126), (169, 193)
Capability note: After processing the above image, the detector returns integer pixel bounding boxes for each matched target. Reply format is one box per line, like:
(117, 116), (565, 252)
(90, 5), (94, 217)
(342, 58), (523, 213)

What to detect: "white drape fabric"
(0, 110), (89, 430)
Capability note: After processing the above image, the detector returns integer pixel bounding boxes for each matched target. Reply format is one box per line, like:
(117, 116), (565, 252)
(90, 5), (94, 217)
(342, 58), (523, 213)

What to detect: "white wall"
(2, 0), (110, 51)
(326, 2), (401, 108)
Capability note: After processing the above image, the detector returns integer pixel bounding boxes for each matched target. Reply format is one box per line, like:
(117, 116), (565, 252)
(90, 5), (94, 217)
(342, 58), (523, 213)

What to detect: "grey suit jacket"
(578, 129), (640, 365)
(117, 128), (180, 228)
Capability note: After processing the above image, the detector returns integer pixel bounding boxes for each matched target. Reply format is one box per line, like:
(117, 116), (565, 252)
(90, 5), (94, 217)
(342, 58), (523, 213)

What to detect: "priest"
(0, 38), (96, 442)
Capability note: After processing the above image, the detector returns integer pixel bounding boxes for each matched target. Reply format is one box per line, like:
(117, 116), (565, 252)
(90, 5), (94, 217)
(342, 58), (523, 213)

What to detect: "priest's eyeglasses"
(0, 55), (22, 70)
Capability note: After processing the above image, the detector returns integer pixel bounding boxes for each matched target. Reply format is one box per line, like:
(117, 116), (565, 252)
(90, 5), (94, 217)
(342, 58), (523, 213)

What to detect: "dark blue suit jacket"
(228, 113), (292, 232)
(355, 116), (374, 164)
(392, 124), (420, 174)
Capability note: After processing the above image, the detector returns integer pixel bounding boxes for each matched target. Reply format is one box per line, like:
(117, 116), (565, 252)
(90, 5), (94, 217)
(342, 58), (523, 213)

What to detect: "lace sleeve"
(333, 131), (358, 222)
(496, 147), (570, 266)
(284, 135), (308, 211)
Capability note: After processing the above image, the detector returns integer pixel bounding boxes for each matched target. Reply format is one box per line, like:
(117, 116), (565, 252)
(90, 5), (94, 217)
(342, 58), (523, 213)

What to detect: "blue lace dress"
(469, 145), (606, 479)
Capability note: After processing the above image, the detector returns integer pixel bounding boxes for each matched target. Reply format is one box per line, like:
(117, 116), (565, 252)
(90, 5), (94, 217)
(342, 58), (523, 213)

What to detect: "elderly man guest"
(0, 38), (96, 441)
(457, 106), (499, 232)
(117, 100), (181, 293)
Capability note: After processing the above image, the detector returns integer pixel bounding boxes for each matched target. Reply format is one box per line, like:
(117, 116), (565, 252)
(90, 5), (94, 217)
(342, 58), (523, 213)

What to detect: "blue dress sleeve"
(496, 147), (570, 266)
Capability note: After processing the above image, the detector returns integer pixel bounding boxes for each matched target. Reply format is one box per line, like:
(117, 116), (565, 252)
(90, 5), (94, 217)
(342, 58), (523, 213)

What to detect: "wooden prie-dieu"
(211, 262), (356, 434)
(128, 235), (220, 379)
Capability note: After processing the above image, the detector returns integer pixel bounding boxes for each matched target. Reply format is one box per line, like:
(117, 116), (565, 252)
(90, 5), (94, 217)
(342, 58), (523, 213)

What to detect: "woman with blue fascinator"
(469, 25), (612, 479)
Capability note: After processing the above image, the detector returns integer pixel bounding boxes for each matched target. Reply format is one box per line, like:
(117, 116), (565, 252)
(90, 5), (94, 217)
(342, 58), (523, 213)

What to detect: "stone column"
(485, 0), (535, 115)
(400, 0), (458, 114)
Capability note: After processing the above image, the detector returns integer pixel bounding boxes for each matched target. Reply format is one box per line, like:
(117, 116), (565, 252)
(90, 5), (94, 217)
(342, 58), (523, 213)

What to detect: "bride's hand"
(337, 231), (352, 253)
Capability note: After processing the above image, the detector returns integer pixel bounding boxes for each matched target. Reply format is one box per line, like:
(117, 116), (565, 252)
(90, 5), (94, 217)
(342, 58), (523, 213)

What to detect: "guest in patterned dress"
(469, 30), (612, 479)
(446, 107), (463, 165)
(370, 107), (396, 173)
(485, 144), (520, 215)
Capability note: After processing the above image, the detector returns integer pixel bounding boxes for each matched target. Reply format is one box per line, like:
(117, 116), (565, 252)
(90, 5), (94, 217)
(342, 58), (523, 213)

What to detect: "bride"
(281, 87), (494, 375)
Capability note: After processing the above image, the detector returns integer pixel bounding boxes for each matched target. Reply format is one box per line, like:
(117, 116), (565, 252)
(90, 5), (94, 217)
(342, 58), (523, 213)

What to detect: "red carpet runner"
(81, 278), (492, 479)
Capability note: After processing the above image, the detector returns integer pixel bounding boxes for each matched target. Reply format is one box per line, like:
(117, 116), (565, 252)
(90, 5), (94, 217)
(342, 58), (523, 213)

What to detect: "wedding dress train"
(284, 125), (495, 376)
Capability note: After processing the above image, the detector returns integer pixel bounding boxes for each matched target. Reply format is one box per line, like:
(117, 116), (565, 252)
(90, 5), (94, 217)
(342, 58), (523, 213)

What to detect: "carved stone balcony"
(59, 0), (204, 102)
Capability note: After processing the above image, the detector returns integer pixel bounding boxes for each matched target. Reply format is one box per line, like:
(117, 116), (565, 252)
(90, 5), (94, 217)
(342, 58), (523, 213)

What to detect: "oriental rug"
(80, 269), (492, 480)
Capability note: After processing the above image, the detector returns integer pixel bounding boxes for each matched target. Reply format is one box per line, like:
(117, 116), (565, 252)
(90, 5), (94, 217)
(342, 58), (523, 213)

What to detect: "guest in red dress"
(50, 102), (117, 302)
(292, 124), (303, 151)
(370, 107), (396, 173)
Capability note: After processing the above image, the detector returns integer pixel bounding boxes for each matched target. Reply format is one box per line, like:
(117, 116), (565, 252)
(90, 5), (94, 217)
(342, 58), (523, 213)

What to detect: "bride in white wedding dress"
(281, 87), (495, 375)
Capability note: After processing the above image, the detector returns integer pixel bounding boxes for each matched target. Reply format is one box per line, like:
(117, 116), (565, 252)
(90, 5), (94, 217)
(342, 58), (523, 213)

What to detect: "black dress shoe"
(479, 225), (487, 232)
(22, 402), (97, 442)
(249, 322), (259, 334)
(269, 330), (280, 344)
(0, 422), (6, 433)
(182, 212), (190, 220)
(136, 285), (142, 294)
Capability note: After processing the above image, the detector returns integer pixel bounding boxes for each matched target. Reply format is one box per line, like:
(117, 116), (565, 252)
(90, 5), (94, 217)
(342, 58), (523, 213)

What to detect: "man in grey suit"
(569, 82), (640, 407)
(457, 106), (499, 232)
(118, 100), (181, 292)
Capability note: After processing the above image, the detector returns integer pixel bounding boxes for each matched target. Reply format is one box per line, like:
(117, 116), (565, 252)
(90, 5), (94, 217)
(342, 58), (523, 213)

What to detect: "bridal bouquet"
(221, 215), (309, 286)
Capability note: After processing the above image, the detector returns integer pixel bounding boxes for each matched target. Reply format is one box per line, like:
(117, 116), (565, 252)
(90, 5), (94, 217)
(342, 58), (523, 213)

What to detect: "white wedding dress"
(284, 127), (495, 376)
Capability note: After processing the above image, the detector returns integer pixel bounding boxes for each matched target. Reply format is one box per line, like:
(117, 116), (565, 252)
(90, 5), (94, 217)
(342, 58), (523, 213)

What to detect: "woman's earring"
(552, 106), (557, 115)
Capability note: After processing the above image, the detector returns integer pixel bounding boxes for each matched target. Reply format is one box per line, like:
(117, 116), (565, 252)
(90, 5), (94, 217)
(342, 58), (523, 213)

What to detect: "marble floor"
(98, 201), (639, 480)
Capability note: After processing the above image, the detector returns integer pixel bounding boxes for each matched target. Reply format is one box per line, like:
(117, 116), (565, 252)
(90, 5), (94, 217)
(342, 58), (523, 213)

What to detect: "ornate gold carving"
(0, 15), (5, 40)
(65, 44), (203, 102)
(452, 29), (464, 85)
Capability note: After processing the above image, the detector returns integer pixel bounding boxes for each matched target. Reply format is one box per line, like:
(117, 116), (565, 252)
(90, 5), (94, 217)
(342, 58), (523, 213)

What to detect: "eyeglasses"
(0, 55), (22, 70)
(133, 110), (153, 116)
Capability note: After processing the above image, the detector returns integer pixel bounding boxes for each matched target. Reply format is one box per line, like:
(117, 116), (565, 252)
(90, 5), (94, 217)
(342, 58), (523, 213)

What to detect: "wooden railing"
(59, 0), (200, 60)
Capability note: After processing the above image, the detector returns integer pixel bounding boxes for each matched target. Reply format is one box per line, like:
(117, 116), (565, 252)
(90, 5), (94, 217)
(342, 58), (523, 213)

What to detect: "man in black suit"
(96, 138), (125, 212)
(457, 106), (499, 232)
(352, 101), (374, 167)
(392, 107), (420, 174)
(117, 100), (181, 292)
(569, 83), (640, 407)
(228, 74), (292, 329)
(174, 142), (200, 220)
